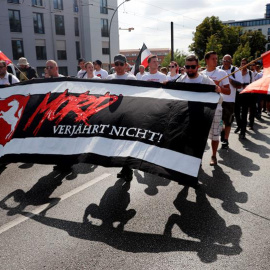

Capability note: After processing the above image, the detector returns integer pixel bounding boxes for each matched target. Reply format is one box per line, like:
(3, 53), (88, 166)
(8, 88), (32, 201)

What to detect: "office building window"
(54, 0), (63, 10)
(35, 39), (47, 60)
(37, 66), (45, 77)
(76, 41), (81, 60)
(59, 67), (68, 76)
(7, 0), (19, 3)
(32, 0), (43, 6)
(100, 0), (108, 14)
(33, 13), (45, 34)
(55, 15), (65, 35)
(73, 0), (78, 12)
(74, 17), (79, 36)
(56, 40), (67, 60)
(12, 40), (24, 60)
(101, 19), (109, 37)
(9, 10), (22, 32)
(102, 41), (109, 55)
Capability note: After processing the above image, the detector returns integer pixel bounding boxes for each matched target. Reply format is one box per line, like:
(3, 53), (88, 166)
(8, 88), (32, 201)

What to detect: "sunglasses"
(45, 66), (54, 69)
(168, 66), (175, 68)
(185, 65), (197, 69)
(223, 60), (231, 63)
(114, 62), (124, 67)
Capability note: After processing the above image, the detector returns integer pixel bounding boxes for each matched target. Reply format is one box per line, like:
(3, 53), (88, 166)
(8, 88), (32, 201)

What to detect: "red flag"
(242, 50), (270, 94)
(130, 43), (151, 75)
(0, 51), (12, 65)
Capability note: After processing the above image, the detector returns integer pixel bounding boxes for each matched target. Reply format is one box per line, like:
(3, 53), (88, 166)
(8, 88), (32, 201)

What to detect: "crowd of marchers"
(0, 51), (268, 176)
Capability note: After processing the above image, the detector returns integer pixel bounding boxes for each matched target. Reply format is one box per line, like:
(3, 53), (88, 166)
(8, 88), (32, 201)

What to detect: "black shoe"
(249, 126), (254, 130)
(239, 133), (246, 139)
(234, 127), (241, 134)
(117, 167), (133, 181)
(220, 130), (225, 142)
(221, 139), (229, 149)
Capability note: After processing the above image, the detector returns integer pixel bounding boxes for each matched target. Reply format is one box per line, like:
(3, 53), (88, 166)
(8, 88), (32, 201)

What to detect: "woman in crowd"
(84, 62), (100, 79)
(166, 61), (180, 81)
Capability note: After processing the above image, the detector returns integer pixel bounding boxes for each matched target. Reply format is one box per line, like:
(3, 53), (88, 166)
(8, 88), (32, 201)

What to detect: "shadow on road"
(134, 170), (170, 196)
(237, 129), (270, 158)
(199, 166), (248, 214)
(218, 148), (260, 176)
(0, 163), (97, 216)
(21, 179), (242, 264)
(0, 170), (71, 216)
(164, 186), (242, 263)
(83, 179), (136, 230)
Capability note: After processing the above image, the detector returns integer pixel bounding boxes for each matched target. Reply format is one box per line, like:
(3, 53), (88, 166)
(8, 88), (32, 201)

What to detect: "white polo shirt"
(0, 72), (20, 85)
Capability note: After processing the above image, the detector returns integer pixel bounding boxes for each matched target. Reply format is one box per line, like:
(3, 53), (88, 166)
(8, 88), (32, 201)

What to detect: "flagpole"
(218, 55), (263, 83)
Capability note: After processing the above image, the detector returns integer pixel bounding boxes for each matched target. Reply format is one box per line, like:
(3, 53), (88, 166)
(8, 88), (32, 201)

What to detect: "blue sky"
(117, 0), (270, 52)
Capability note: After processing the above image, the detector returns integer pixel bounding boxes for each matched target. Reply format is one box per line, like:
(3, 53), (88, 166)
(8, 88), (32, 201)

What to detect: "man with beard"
(17, 57), (38, 81)
(177, 54), (223, 166)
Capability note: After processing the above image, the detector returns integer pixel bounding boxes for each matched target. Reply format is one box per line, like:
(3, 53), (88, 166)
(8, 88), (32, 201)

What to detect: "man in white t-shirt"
(136, 65), (147, 80)
(141, 55), (167, 83)
(106, 54), (136, 80)
(218, 54), (243, 143)
(202, 51), (230, 157)
(0, 60), (19, 85)
(93, 60), (108, 79)
(177, 54), (225, 166)
(236, 58), (255, 139)
(106, 54), (136, 182)
(76, 58), (87, 78)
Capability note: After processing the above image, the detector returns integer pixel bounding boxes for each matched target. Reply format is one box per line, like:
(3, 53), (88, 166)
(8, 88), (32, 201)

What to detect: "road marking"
(0, 173), (111, 235)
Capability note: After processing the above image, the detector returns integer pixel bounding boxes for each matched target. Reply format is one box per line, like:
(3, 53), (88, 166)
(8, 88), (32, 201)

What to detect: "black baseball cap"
(114, 54), (127, 63)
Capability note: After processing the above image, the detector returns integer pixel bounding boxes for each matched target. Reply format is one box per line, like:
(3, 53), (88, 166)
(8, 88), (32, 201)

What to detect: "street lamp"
(108, 0), (131, 70)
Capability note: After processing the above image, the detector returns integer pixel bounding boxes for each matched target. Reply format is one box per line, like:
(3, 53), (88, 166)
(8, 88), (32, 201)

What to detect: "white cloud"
(118, 0), (270, 52)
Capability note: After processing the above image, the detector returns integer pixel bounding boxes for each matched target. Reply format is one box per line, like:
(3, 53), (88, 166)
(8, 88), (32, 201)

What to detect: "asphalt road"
(0, 114), (270, 270)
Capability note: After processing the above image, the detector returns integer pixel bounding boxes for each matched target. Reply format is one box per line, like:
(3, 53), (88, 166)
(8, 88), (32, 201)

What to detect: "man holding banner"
(177, 54), (226, 166)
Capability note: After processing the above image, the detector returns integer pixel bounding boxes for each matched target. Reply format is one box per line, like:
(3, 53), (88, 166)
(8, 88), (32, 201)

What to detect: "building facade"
(120, 48), (170, 66)
(223, 3), (270, 50)
(0, 0), (119, 76)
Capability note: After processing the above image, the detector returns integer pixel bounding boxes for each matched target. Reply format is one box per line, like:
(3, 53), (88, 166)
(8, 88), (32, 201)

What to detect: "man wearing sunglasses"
(106, 54), (136, 181)
(177, 54), (224, 166)
(45, 60), (65, 78)
(141, 55), (167, 83)
(107, 54), (136, 80)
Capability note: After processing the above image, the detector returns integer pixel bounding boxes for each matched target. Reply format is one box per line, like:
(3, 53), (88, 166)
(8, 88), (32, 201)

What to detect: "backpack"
(8, 73), (13, 85)
(218, 65), (235, 78)
(248, 70), (252, 84)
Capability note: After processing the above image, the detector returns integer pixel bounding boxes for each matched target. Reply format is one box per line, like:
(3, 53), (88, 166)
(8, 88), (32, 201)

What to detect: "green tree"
(161, 49), (187, 67)
(239, 30), (267, 58)
(189, 16), (224, 59)
(205, 34), (223, 56)
(189, 16), (266, 61)
(232, 42), (251, 66)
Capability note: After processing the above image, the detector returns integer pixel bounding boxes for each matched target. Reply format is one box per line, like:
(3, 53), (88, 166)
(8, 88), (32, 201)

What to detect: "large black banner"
(0, 78), (218, 186)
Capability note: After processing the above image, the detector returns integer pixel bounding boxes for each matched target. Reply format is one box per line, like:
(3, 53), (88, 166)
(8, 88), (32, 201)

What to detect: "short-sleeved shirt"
(0, 72), (20, 85)
(94, 69), (108, 79)
(219, 66), (243, 102)
(106, 73), (136, 80)
(141, 71), (167, 83)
